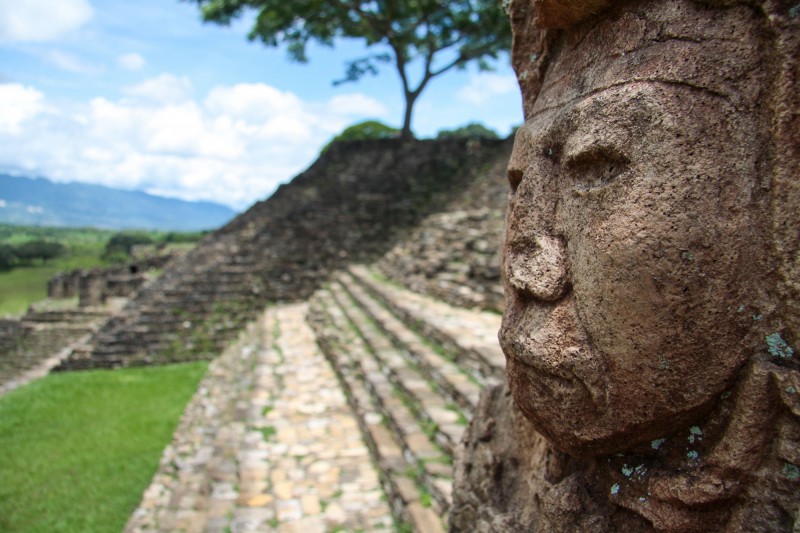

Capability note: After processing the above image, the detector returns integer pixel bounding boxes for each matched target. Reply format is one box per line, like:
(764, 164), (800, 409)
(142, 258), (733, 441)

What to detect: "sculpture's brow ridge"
(528, 78), (733, 121)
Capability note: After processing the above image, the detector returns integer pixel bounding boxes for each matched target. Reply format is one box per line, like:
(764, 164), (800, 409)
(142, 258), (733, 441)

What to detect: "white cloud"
(124, 74), (193, 104)
(0, 0), (93, 43)
(456, 73), (518, 105)
(0, 80), (389, 210)
(205, 84), (304, 121)
(117, 53), (146, 71)
(41, 49), (104, 75)
(0, 84), (45, 134)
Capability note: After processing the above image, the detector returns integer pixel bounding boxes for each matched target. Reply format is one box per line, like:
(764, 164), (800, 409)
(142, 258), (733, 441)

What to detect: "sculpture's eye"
(566, 146), (628, 191)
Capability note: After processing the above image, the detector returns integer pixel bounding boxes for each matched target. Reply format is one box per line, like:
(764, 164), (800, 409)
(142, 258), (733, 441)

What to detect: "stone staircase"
(127, 265), (504, 532)
(307, 265), (503, 531)
(61, 237), (263, 370)
(0, 302), (110, 395)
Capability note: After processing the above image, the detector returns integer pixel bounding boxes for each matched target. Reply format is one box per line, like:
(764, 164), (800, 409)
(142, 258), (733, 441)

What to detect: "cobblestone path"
(126, 302), (393, 532)
(127, 265), (504, 532)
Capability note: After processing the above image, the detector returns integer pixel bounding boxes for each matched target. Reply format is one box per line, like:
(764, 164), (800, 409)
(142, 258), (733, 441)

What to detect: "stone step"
(24, 309), (106, 324)
(348, 264), (505, 383)
(328, 281), (467, 459)
(308, 290), (449, 532)
(337, 271), (483, 413)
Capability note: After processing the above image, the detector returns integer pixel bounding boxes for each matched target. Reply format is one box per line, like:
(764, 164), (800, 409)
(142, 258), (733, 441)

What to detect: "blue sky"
(0, 0), (522, 210)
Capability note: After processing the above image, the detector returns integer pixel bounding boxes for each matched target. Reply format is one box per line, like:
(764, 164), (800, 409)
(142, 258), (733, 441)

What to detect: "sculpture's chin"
(499, 295), (623, 455)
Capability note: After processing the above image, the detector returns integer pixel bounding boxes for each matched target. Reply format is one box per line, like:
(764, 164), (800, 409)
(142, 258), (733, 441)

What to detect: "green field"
(0, 362), (208, 533)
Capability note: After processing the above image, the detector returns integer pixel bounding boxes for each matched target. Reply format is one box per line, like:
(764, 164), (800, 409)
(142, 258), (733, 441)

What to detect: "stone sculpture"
(451, 0), (799, 531)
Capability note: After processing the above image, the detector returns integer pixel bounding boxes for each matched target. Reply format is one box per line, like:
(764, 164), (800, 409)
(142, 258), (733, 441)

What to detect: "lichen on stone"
(782, 463), (800, 480)
(766, 332), (794, 359)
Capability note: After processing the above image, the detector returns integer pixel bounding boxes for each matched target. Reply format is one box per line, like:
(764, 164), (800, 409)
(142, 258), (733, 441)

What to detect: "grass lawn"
(0, 361), (208, 533)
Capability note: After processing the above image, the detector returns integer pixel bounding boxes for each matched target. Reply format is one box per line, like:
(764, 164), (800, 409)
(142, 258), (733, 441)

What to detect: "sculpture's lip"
(498, 297), (584, 379)
(501, 335), (586, 385)
(499, 301), (608, 411)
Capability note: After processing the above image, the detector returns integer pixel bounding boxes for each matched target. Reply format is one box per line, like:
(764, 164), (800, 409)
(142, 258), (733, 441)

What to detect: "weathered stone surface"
(376, 140), (511, 312)
(0, 300), (108, 394)
(452, 1), (800, 531)
(48, 254), (174, 302)
(126, 304), (394, 532)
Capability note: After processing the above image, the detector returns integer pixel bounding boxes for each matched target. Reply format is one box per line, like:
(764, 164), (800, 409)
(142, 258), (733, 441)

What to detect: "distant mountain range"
(0, 174), (237, 231)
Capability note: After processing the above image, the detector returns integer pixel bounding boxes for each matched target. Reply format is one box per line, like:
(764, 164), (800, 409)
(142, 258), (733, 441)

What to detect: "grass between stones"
(0, 361), (208, 533)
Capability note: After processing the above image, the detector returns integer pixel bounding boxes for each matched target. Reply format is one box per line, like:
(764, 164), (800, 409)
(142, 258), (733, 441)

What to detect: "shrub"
(322, 120), (400, 153)
(435, 122), (500, 140)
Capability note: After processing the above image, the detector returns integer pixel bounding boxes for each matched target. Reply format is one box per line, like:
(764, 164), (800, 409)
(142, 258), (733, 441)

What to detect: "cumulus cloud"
(205, 84), (304, 121)
(456, 72), (518, 105)
(0, 0), (93, 43)
(0, 84), (45, 134)
(117, 52), (146, 71)
(0, 77), (390, 210)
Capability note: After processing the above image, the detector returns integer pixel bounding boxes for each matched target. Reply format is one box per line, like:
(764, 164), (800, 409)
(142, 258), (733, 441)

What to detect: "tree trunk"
(400, 90), (417, 140)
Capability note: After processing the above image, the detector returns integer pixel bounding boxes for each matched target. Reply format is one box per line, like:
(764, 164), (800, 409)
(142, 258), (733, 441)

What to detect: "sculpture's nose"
(503, 123), (570, 302)
(505, 234), (569, 301)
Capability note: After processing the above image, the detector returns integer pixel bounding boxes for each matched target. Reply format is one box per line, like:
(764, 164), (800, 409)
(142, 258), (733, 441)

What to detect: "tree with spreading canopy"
(190, 0), (512, 139)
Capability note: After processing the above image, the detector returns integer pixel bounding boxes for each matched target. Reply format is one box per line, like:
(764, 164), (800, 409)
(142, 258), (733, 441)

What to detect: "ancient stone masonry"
(47, 271), (79, 299)
(451, 1), (800, 531)
(57, 138), (511, 370)
(0, 301), (108, 394)
(48, 253), (176, 306)
(376, 140), (512, 312)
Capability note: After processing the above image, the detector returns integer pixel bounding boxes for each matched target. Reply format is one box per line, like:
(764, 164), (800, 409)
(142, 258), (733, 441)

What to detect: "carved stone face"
(499, 7), (768, 455)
